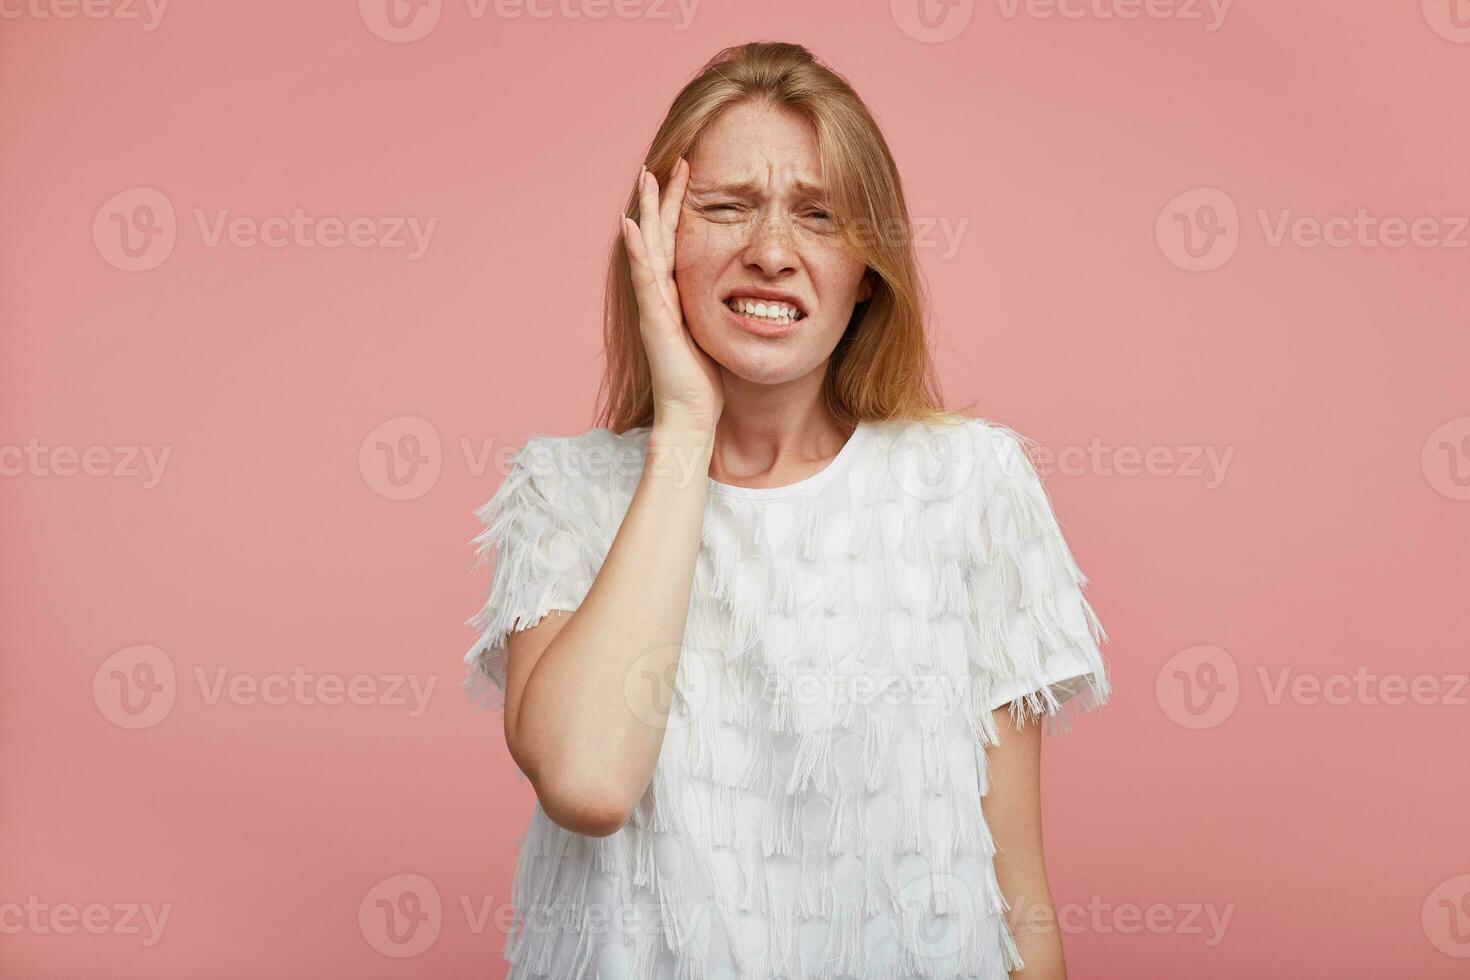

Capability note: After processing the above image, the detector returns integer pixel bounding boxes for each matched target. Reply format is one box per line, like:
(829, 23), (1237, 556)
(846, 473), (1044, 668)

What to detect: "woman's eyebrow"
(687, 178), (827, 196)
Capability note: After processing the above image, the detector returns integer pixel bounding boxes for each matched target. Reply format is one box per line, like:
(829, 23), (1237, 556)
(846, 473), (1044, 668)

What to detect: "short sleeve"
(964, 422), (1112, 738)
(462, 436), (601, 714)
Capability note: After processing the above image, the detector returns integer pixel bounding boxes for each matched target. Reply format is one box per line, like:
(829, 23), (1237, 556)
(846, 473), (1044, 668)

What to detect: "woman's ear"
(856, 270), (875, 304)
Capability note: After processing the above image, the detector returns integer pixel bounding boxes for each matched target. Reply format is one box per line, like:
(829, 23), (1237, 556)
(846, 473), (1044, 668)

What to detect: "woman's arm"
(501, 159), (725, 838)
(985, 707), (1069, 979)
(502, 423), (714, 838)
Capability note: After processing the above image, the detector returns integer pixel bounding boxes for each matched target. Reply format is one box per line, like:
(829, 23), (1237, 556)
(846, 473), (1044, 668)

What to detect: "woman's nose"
(741, 214), (798, 277)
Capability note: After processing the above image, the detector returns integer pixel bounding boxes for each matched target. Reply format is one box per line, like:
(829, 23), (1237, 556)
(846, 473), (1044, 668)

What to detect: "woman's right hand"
(620, 158), (723, 435)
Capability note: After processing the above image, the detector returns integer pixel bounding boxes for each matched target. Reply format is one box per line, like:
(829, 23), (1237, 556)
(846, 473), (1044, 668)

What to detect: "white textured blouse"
(464, 416), (1111, 980)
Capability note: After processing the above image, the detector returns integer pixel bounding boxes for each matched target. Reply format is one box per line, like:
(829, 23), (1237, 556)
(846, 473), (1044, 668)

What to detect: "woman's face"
(675, 101), (873, 388)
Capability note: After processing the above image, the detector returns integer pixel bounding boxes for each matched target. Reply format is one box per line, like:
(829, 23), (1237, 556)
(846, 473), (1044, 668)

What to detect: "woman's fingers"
(636, 168), (668, 273)
(621, 214), (675, 338)
(620, 215), (656, 293)
(639, 164), (683, 315)
(654, 162), (685, 313)
(659, 157), (688, 247)
(624, 163), (694, 345)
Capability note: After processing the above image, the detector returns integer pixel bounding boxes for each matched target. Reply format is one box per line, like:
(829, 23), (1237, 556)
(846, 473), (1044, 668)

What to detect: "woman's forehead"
(686, 172), (827, 198)
(689, 103), (822, 185)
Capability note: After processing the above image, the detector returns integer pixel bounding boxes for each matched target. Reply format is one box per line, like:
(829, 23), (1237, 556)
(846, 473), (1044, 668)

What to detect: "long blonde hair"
(594, 41), (971, 433)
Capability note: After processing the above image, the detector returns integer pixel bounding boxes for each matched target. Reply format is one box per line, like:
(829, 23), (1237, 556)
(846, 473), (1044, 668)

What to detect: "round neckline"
(707, 421), (869, 498)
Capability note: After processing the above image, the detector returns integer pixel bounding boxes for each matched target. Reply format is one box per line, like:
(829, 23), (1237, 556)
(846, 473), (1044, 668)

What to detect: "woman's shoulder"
(860, 413), (1056, 522)
(478, 426), (648, 540)
(517, 423), (651, 459)
(874, 412), (1040, 469)
(508, 424), (650, 499)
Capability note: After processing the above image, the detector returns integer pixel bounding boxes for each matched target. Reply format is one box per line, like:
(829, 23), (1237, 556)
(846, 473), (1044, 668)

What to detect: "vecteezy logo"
(359, 0), (442, 42)
(1156, 187), (1240, 272)
(886, 421), (977, 505)
(623, 642), (713, 733)
(358, 416), (443, 501)
(895, 870), (976, 962)
(1423, 874), (1470, 958)
(93, 645), (178, 730)
(1156, 643), (1238, 729)
(891, 0), (975, 42)
(1423, 0), (1470, 42)
(359, 874), (442, 957)
(1422, 416), (1470, 501)
(93, 188), (177, 272)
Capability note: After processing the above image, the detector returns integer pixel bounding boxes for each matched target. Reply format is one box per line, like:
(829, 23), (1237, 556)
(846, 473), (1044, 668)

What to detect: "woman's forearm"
(508, 422), (714, 830)
(1006, 887), (1067, 979)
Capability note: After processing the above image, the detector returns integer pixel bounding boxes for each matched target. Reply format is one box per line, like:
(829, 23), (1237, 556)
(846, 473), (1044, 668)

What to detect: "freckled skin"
(675, 101), (873, 388)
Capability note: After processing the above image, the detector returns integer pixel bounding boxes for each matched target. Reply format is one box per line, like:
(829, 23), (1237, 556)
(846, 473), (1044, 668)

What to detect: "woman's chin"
(703, 339), (825, 386)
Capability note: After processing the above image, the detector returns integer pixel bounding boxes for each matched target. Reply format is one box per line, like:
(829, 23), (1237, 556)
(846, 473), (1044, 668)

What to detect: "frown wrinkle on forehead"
(687, 173), (827, 198)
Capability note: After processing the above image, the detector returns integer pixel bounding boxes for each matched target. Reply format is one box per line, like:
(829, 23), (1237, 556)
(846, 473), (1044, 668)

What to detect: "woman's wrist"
(650, 411), (717, 446)
(646, 421), (715, 491)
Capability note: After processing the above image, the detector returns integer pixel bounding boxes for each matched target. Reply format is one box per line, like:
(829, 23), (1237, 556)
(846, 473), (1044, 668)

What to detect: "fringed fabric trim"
(461, 433), (622, 717)
(957, 420), (1112, 750)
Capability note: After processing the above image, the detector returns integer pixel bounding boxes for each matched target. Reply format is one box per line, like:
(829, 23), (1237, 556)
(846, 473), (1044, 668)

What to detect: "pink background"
(3, 1), (1468, 977)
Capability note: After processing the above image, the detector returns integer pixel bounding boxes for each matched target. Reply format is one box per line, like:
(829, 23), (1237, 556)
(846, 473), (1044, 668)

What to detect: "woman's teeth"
(726, 297), (804, 324)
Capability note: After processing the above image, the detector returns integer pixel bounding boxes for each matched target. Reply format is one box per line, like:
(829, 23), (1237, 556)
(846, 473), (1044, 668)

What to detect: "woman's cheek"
(675, 221), (716, 273)
(698, 222), (753, 265)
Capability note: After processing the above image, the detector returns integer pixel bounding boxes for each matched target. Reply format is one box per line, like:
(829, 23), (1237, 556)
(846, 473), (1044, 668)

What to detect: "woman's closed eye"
(693, 203), (839, 234)
(691, 202), (748, 222)
(705, 205), (834, 220)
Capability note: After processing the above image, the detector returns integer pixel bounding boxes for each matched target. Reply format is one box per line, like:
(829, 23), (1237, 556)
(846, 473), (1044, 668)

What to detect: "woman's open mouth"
(722, 295), (806, 337)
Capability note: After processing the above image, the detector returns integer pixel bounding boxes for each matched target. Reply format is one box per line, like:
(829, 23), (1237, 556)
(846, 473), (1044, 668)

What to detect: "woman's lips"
(721, 300), (803, 338)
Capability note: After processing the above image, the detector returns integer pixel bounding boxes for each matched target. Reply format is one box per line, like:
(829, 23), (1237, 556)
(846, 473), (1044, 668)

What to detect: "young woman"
(465, 41), (1112, 980)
